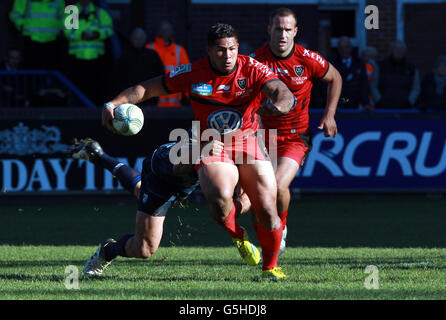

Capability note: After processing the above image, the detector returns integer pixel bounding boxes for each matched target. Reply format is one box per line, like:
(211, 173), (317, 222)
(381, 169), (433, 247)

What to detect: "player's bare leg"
(238, 159), (286, 279)
(124, 211), (165, 258)
(199, 162), (239, 225)
(273, 157), (300, 255)
(199, 162), (260, 266)
(275, 157), (300, 225)
(233, 184), (252, 218)
(83, 211), (165, 276)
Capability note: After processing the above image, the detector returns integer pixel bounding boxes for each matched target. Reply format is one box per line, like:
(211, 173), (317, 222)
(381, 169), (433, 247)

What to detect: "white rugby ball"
(112, 103), (144, 136)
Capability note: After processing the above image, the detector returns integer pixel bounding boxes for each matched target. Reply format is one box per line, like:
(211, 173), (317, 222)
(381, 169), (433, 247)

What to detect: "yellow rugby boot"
(262, 267), (288, 280)
(232, 227), (260, 266)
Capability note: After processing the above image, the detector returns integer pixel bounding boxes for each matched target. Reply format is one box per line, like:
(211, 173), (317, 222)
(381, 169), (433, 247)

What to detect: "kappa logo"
(303, 49), (326, 68)
(207, 109), (242, 135)
(236, 78), (247, 90)
(216, 84), (231, 92)
(276, 67), (289, 75)
(294, 65), (304, 76)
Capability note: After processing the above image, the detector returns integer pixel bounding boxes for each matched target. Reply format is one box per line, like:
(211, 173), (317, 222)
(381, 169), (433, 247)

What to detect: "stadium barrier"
(0, 107), (445, 195)
(0, 70), (95, 108)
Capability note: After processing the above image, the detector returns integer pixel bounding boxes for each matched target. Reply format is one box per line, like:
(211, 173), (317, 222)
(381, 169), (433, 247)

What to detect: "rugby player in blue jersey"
(71, 137), (223, 276)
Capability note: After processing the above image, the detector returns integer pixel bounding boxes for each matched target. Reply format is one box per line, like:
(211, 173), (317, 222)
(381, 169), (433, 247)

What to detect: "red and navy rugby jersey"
(163, 54), (277, 138)
(254, 43), (329, 134)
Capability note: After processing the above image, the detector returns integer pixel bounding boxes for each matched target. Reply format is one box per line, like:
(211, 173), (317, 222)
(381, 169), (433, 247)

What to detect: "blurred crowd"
(1, 0), (189, 108)
(2, 0), (445, 112)
(312, 36), (446, 112)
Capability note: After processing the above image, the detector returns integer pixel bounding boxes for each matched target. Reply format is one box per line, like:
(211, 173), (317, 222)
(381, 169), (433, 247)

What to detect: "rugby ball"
(112, 103), (144, 136)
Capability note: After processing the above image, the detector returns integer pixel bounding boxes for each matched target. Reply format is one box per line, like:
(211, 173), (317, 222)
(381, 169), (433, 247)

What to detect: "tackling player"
(102, 23), (296, 279)
(251, 8), (342, 252)
(74, 137), (223, 276)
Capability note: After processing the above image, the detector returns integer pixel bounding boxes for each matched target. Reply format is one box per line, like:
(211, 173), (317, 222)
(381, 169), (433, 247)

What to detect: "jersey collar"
(208, 56), (238, 76)
(269, 43), (295, 60)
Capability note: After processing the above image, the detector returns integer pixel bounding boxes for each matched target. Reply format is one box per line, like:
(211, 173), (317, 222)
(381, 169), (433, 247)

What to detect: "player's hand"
(257, 99), (284, 116)
(200, 139), (224, 157)
(318, 115), (337, 137)
(102, 103), (120, 134)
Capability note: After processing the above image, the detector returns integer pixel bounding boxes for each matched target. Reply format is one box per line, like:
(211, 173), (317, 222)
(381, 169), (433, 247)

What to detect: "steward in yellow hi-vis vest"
(9, 0), (65, 69)
(10, 0), (65, 43)
(64, 1), (113, 61)
(63, 1), (114, 104)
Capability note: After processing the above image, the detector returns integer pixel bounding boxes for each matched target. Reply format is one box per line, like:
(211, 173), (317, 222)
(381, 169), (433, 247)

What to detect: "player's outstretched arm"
(259, 79), (296, 116)
(318, 63), (342, 137)
(102, 76), (170, 133)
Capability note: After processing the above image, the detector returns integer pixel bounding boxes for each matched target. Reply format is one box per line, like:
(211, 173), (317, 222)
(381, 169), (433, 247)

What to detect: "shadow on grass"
(2, 194), (446, 247)
(1, 287), (445, 300)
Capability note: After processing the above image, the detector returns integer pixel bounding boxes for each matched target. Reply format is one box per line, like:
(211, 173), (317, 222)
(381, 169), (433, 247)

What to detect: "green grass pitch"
(0, 194), (445, 300)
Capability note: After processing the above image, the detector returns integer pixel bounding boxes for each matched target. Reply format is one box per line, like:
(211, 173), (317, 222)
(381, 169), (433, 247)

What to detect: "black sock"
(104, 233), (134, 261)
(98, 152), (141, 194)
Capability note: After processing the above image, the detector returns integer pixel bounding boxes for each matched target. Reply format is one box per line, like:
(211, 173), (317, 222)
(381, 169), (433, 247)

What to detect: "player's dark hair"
(207, 23), (239, 46)
(269, 7), (297, 27)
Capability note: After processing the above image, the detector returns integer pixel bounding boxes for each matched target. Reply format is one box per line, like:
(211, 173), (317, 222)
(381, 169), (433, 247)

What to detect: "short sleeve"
(163, 63), (193, 94)
(306, 51), (329, 79)
(248, 57), (278, 92)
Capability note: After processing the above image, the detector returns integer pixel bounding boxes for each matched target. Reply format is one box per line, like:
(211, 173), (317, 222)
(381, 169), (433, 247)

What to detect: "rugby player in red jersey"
(250, 8), (342, 253)
(102, 23), (296, 279)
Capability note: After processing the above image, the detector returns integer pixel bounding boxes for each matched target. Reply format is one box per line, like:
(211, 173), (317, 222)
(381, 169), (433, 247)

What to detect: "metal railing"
(0, 70), (95, 108)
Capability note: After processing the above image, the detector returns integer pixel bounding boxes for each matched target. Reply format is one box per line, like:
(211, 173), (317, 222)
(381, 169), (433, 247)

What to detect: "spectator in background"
(64, 0), (114, 105)
(1, 47), (23, 71)
(375, 40), (420, 109)
(360, 46), (379, 111)
(418, 55), (446, 111)
(114, 28), (165, 106)
(1, 47), (28, 107)
(145, 21), (190, 107)
(9, 0), (65, 70)
(329, 36), (370, 110)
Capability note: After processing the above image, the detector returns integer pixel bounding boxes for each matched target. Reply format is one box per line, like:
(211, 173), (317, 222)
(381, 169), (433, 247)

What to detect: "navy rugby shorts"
(137, 156), (198, 217)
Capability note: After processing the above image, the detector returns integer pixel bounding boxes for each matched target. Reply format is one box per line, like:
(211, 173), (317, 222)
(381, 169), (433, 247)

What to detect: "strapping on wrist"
(104, 102), (115, 110)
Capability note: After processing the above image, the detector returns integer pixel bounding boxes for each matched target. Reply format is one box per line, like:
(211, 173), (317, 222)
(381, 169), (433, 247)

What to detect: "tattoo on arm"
(127, 86), (142, 104)
(261, 79), (295, 115)
(261, 79), (281, 100)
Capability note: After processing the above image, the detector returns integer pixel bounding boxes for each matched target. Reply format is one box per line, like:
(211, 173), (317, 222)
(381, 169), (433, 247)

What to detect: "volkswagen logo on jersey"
(294, 65), (304, 76)
(207, 109), (243, 135)
(236, 77), (247, 90)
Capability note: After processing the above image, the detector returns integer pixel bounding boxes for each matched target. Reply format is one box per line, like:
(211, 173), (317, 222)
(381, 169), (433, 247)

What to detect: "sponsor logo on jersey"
(302, 49), (325, 68)
(207, 109), (243, 135)
(169, 63), (191, 78)
(294, 65), (304, 76)
(191, 82), (213, 96)
(236, 78), (247, 90)
(291, 76), (308, 85)
(216, 84), (231, 93)
(235, 88), (254, 97)
(248, 56), (273, 76)
(276, 67), (289, 75)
